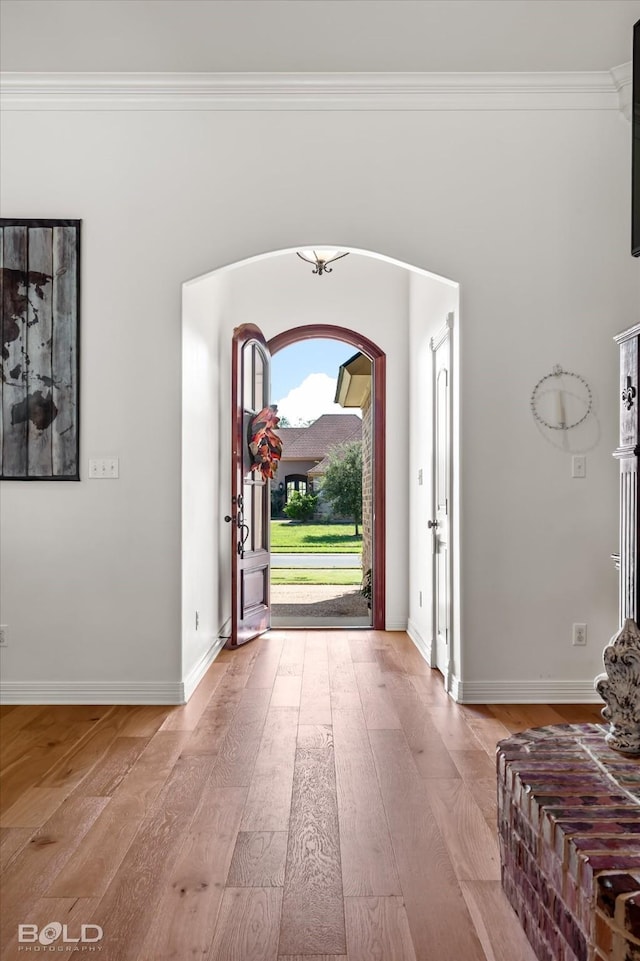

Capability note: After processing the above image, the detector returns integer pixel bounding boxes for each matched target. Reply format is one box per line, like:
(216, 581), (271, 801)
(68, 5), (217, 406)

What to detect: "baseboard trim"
(182, 636), (226, 702)
(0, 681), (184, 705)
(450, 674), (463, 701)
(454, 679), (602, 704)
(0, 637), (227, 705)
(406, 619), (433, 667)
(385, 618), (409, 632)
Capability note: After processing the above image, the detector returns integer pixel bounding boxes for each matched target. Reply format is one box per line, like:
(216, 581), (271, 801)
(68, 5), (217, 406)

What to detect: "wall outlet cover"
(572, 623), (587, 646)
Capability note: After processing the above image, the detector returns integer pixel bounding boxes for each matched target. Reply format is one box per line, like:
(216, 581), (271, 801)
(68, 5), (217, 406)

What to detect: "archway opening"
(269, 325), (386, 630)
(181, 245), (459, 690)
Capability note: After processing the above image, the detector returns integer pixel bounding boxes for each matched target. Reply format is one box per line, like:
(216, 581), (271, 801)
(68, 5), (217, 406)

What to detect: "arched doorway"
(269, 324), (386, 631)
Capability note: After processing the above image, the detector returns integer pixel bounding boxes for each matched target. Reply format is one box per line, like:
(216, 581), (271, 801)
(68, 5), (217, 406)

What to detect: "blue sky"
(271, 339), (353, 398)
(271, 339), (359, 424)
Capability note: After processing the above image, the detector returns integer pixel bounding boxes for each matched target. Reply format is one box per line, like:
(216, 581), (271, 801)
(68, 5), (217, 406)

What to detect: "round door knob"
(427, 519), (439, 529)
(224, 515), (234, 523)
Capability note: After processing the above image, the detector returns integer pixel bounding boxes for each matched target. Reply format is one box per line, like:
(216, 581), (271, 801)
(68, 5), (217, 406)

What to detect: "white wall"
(408, 273), (460, 673)
(182, 270), (230, 687)
(1, 98), (637, 700)
(1, 0), (637, 72)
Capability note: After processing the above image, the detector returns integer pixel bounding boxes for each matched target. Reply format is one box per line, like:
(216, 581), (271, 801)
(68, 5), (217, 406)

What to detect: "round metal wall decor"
(530, 365), (593, 431)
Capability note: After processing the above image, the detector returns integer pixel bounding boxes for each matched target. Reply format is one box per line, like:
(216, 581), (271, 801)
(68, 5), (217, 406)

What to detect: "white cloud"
(275, 373), (358, 425)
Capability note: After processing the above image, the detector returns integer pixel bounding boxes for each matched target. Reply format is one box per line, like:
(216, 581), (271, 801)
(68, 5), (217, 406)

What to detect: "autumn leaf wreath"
(248, 405), (283, 480)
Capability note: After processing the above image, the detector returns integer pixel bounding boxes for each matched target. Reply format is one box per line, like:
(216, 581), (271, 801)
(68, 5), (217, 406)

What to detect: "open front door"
(226, 325), (272, 648)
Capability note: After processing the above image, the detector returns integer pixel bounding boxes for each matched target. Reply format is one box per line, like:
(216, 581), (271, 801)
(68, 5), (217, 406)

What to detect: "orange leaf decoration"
(248, 405), (282, 481)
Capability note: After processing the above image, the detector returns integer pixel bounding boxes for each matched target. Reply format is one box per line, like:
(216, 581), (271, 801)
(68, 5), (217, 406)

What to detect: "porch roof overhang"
(335, 351), (372, 408)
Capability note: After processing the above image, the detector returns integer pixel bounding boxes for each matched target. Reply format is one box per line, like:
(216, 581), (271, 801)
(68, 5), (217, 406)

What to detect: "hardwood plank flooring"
(0, 795), (108, 947)
(353, 661), (401, 730)
(227, 831), (288, 886)
(0, 826), (32, 873)
(206, 887), (282, 961)
(47, 795), (147, 898)
(159, 661), (227, 731)
(0, 630), (601, 961)
(208, 687), (272, 787)
(461, 880), (542, 961)
(423, 778), (501, 881)
(181, 672), (248, 757)
(300, 634), (332, 726)
(332, 707), (401, 896)
(280, 957), (347, 961)
(84, 756), (217, 961)
(137, 784), (248, 960)
(240, 707), (298, 832)
(270, 674), (303, 708)
(369, 728), (487, 960)
(390, 691), (461, 779)
(0, 706), (114, 814)
(279, 724), (346, 956)
(0, 786), (69, 828)
(345, 896), (418, 961)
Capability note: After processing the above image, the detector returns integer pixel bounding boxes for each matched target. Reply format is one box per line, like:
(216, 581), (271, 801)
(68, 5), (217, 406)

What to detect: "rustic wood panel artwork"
(1, 219), (80, 480)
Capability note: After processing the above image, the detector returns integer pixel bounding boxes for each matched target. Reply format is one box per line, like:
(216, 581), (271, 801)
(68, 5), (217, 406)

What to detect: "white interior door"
(431, 317), (453, 684)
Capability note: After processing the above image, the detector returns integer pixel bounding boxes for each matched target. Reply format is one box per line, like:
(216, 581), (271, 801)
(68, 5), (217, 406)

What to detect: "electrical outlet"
(572, 455), (586, 479)
(419, 590), (423, 607)
(572, 623), (587, 646)
(195, 611), (200, 631)
(0, 625), (7, 647)
(418, 469), (423, 486)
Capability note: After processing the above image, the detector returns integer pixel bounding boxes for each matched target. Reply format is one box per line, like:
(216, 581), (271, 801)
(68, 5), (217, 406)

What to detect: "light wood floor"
(0, 630), (603, 961)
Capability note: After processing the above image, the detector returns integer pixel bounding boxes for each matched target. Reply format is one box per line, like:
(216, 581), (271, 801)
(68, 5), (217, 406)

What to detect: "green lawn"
(270, 521), (362, 553)
(271, 568), (362, 586)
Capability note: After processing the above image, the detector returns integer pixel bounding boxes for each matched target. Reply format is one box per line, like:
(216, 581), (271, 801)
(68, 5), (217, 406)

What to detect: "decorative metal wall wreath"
(530, 365), (593, 431)
(248, 405), (282, 480)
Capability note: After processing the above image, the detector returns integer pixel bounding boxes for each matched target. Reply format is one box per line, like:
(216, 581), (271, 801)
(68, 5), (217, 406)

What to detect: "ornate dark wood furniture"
(614, 323), (640, 625)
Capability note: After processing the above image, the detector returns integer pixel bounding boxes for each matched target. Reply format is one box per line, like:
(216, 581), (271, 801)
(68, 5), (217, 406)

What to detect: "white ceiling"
(1, 0), (638, 74)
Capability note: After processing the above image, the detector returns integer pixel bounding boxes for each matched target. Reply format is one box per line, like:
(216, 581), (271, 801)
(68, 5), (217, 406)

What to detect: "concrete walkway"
(271, 583), (369, 619)
(270, 552), (361, 569)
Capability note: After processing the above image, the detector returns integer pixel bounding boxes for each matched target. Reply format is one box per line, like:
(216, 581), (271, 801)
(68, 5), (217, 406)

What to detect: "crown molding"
(0, 70), (624, 113)
(611, 62), (633, 122)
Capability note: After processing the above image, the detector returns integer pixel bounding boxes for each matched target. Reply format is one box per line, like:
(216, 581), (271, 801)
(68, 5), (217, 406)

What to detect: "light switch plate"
(89, 458), (119, 479)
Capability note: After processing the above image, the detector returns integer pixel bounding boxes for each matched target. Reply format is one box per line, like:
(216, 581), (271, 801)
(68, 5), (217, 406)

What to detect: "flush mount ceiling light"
(296, 248), (349, 275)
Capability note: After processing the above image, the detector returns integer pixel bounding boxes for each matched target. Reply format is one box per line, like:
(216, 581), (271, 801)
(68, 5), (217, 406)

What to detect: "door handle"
(239, 523), (250, 554)
(428, 519), (439, 529)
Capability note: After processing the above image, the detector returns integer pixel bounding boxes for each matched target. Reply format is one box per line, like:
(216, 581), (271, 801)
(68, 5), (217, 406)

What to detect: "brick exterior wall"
(361, 392), (373, 579)
(497, 724), (640, 961)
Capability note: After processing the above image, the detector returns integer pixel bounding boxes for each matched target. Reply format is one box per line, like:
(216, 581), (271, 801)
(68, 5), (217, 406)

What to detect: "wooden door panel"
(242, 563), (269, 611)
(228, 326), (272, 648)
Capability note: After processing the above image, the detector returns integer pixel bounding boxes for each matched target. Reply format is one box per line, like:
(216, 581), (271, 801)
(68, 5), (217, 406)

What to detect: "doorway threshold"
(271, 615), (371, 628)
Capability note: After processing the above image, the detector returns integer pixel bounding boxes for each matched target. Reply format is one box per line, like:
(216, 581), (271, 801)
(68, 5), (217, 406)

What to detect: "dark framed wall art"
(633, 19), (639, 257)
(1, 219), (80, 480)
